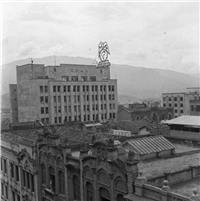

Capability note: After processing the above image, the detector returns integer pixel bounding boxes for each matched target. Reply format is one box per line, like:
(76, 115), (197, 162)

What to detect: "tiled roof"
(1, 129), (40, 145)
(124, 135), (175, 154)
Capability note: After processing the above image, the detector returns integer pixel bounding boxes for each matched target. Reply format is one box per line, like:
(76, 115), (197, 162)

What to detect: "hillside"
(1, 55), (199, 108)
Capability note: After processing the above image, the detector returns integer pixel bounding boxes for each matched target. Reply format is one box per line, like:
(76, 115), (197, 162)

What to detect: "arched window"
(58, 171), (65, 194)
(73, 175), (80, 200)
(49, 167), (55, 191)
(41, 164), (46, 184)
(86, 182), (94, 201)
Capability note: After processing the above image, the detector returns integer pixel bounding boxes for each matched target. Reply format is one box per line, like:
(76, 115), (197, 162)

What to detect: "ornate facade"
(37, 128), (139, 201)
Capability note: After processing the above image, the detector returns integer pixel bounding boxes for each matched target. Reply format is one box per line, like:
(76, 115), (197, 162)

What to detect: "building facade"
(1, 130), (39, 201)
(10, 62), (117, 125)
(161, 87), (200, 117)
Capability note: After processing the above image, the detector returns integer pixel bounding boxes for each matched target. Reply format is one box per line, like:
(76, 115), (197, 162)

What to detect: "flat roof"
(163, 116), (200, 127)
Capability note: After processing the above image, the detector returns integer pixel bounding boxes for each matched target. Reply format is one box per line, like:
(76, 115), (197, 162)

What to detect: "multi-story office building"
(161, 87), (200, 117)
(10, 60), (117, 125)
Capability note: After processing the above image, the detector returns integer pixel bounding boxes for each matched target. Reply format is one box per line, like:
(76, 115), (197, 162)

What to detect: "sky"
(2, 1), (199, 74)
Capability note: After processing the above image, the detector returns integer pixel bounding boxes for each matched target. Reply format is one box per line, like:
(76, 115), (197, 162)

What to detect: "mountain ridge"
(1, 55), (199, 103)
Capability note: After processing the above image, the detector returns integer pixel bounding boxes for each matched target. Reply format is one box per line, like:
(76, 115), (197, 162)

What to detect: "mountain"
(1, 55), (199, 108)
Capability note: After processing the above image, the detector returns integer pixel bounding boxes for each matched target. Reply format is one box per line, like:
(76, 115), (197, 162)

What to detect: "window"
(12, 190), (15, 201)
(169, 104), (171, 107)
(1, 158), (3, 171)
(3, 159), (7, 174)
(169, 97), (171, 101)
(58, 106), (61, 113)
(96, 105), (98, 110)
(77, 86), (80, 92)
(74, 106), (77, 112)
(180, 110), (183, 114)
(174, 109), (177, 113)
(10, 163), (14, 178)
(181, 103), (183, 107)
(30, 174), (35, 192)
(63, 86), (66, 92)
(46, 118), (49, 124)
(16, 165), (19, 182)
(53, 86), (56, 92)
(74, 95), (77, 102)
(112, 86), (114, 91)
(58, 96), (61, 102)
(41, 107), (44, 114)
(174, 104), (177, 107)
(113, 104), (115, 109)
(163, 103), (166, 107)
(163, 97), (166, 101)
(45, 107), (49, 114)
(54, 96), (56, 103)
(68, 96), (71, 103)
(40, 96), (44, 103)
(68, 106), (71, 112)
(174, 97), (177, 101)
(104, 104), (106, 109)
(65, 106), (67, 112)
(87, 86), (89, 92)
(73, 86), (76, 92)
(83, 86), (85, 92)
(58, 171), (65, 194)
(68, 86), (70, 92)
(92, 95), (94, 101)
(81, 76), (87, 81)
(95, 86), (98, 91)
(109, 104), (112, 110)
(72, 76), (78, 81)
(17, 194), (20, 201)
(45, 86), (48, 93)
(113, 113), (115, 118)
(45, 96), (48, 103)
(49, 167), (55, 192)
(90, 76), (96, 81)
(22, 170), (26, 187)
(88, 115), (90, 121)
(110, 113), (112, 119)
(5, 185), (8, 198)
(84, 105), (86, 111)
(95, 95), (98, 101)
(87, 105), (89, 111)
(40, 86), (43, 93)
(55, 117), (57, 124)
(1, 182), (4, 196)
(104, 86), (106, 91)
(100, 86), (103, 91)
(77, 95), (80, 102)
(104, 95), (106, 100)
(59, 117), (61, 124)
(180, 97), (183, 101)
(92, 86), (94, 91)
(87, 95), (89, 101)
(101, 95), (103, 101)
(57, 86), (60, 92)
(112, 94), (115, 100)
(73, 176), (80, 200)
(62, 76), (69, 81)
(64, 96), (66, 102)
(109, 86), (111, 91)
(27, 172), (30, 189)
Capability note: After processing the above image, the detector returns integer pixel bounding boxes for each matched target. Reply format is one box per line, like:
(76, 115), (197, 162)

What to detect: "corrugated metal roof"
(124, 135), (175, 155)
(163, 115), (200, 127)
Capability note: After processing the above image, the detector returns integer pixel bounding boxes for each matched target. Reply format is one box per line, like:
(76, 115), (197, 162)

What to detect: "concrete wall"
(9, 84), (18, 123)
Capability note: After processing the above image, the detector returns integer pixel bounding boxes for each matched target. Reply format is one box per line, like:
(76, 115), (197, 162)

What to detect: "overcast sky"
(2, 2), (199, 74)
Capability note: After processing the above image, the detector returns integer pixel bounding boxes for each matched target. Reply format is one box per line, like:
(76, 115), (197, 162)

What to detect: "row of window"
(41, 164), (65, 194)
(40, 96), (48, 104)
(21, 169), (35, 192)
(163, 97), (183, 101)
(62, 76), (98, 82)
(163, 103), (183, 108)
(52, 94), (115, 104)
(53, 112), (116, 124)
(52, 103), (115, 114)
(40, 86), (48, 93)
(52, 85), (115, 93)
(191, 105), (200, 112)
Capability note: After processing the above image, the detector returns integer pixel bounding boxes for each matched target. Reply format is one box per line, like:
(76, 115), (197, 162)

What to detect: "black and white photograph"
(1, 1), (200, 201)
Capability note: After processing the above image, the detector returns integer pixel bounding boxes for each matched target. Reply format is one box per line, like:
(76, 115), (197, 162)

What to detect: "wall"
(117, 109), (131, 122)
(9, 84), (18, 123)
(147, 165), (200, 188)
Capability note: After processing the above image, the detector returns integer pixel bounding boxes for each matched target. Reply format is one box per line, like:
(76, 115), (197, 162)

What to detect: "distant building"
(161, 87), (200, 117)
(10, 44), (117, 125)
(121, 135), (175, 161)
(118, 104), (173, 123)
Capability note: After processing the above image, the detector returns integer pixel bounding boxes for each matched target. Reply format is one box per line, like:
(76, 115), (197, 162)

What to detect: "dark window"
(40, 86), (43, 93)
(49, 167), (55, 191)
(41, 107), (44, 114)
(180, 110), (183, 114)
(100, 86), (103, 91)
(87, 86), (89, 91)
(5, 185), (8, 198)
(59, 117), (61, 123)
(12, 190), (15, 201)
(54, 96), (56, 103)
(1, 158), (3, 171)
(87, 95), (89, 101)
(78, 95), (80, 102)
(174, 109), (177, 113)
(55, 117), (57, 124)
(169, 97), (171, 101)
(22, 170), (26, 187)
(73, 86), (76, 92)
(64, 96), (67, 102)
(169, 104), (171, 107)
(45, 86), (48, 93)
(63, 86), (66, 92)
(96, 95), (98, 101)
(95, 86), (98, 91)
(62, 76), (69, 81)
(73, 176), (80, 200)
(163, 97), (166, 101)
(45, 96), (48, 103)
(174, 97), (177, 101)
(68, 86), (70, 92)
(112, 94), (115, 100)
(72, 76), (78, 81)
(4, 159), (7, 174)
(45, 107), (49, 114)
(112, 86), (114, 91)
(53, 86), (56, 92)
(10, 163), (14, 178)
(163, 103), (166, 107)
(181, 103), (183, 107)
(174, 104), (177, 107)
(104, 85), (106, 91)
(113, 113), (115, 118)
(77, 86), (80, 92)
(31, 174), (34, 192)
(109, 86), (111, 91)
(16, 165), (19, 182)
(180, 97), (183, 101)
(40, 96), (44, 103)
(27, 172), (30, 189)
(81, 76), (87, 81)
(17, 194), (20, 201)
(88, 115), (90, 121)
(58, 96), (61, 102)
(58, 171), (65, 194)
(83, 86), (85, 92)
(90, 76), (96, 81)
(1, 182), (4, 196)
(57, 86), (60, 92)
(92, 86), (94, 91)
